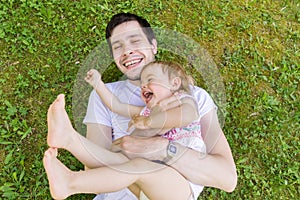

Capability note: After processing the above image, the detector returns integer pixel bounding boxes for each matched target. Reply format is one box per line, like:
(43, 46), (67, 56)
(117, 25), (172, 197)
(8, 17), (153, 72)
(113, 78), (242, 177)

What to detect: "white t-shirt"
(84, 80), (216, 139)
(83, 80), (216, 200)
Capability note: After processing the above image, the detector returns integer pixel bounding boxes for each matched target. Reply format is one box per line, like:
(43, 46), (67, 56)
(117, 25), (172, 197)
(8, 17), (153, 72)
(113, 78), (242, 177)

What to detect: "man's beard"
(125, 67), (142, 81)
(126, 73), (141, 81)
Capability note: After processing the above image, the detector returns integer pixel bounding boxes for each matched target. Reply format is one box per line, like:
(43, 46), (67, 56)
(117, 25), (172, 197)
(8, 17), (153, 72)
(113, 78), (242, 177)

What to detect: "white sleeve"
(83, 89), (112, 127)
(192, 86), (217, 118)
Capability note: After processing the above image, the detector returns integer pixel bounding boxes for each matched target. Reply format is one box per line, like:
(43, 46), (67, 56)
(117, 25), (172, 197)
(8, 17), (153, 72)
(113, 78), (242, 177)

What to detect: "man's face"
(110, 21), (157, 81)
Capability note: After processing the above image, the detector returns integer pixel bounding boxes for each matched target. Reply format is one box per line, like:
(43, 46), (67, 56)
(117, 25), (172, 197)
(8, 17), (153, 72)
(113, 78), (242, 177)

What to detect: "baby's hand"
(127, 115), (151, 132)
(85, 69), (102, 88)
(151, 92), (181, 113)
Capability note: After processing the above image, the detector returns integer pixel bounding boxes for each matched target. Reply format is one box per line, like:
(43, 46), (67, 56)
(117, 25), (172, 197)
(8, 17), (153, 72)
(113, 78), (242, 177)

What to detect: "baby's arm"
(130, 97), (199, 137)
(85, 69), (142, 118)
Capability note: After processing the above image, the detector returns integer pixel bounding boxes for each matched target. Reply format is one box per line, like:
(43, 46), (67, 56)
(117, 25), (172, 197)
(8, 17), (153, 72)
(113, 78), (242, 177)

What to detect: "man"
(83, 13), (237, 200)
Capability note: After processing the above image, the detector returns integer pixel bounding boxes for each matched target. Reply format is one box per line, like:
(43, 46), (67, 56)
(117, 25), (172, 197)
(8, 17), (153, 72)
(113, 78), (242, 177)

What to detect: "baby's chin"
(145, 101), (154, 108)
(146, 100), (159, 109)
(146, 103), (152, 109)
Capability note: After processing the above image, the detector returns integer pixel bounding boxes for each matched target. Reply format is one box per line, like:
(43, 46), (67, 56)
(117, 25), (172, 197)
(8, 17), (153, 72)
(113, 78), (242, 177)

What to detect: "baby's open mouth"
(143, 91), (153, 103)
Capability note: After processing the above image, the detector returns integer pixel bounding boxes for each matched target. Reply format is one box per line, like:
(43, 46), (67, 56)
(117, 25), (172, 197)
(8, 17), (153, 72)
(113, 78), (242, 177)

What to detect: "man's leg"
(43, 148), (191, 200)
(47, 94), (129, 168)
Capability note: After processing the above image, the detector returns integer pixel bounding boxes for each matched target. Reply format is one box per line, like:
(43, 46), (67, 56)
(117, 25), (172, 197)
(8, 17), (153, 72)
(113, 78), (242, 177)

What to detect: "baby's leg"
(131, 159), (192, 200)
(43, 148), (141, 199)
(47, 94), (129, 168)
(44, 150), (191, 200)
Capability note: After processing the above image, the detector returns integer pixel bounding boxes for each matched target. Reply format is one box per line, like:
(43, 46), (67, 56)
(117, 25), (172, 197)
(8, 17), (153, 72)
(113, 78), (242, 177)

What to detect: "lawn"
(0, 0), (299, 199)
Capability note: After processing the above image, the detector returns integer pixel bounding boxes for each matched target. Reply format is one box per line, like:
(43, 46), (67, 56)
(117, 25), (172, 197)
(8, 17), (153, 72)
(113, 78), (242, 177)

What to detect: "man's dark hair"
(105, 13), (156, 53)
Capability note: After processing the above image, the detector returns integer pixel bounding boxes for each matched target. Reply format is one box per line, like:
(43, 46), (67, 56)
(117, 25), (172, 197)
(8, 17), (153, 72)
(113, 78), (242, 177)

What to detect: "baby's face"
(140, 64), (173, 108)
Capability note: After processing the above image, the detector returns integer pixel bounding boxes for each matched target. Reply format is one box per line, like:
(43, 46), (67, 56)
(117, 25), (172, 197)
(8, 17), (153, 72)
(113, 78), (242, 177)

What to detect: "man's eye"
(132, 39), (140, 43)
(113, 46), (121, 50)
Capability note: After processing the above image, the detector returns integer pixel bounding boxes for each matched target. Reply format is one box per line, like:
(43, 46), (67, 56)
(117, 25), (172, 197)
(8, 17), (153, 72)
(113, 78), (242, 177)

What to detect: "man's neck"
(128, 79), (141, 86)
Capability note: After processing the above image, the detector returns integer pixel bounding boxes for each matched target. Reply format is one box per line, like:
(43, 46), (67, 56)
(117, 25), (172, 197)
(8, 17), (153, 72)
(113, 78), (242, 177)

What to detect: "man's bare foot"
(43, 148), (73, 199)
(47, 94), (76, 149)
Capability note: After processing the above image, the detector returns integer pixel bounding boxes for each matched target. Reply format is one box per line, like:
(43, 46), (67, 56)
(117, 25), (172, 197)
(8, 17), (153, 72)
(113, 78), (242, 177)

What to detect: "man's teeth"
(124, 59), (141, 67)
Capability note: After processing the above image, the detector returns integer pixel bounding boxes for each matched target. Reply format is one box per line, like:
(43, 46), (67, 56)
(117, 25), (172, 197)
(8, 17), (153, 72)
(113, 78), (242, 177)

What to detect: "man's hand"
(112, 135), (169, 160)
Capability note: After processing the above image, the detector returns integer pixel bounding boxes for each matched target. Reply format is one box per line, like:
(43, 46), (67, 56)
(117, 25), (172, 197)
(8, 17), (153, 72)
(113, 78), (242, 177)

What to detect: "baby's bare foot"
(47, 94), (76, 149)
(43, 148), (73, 199)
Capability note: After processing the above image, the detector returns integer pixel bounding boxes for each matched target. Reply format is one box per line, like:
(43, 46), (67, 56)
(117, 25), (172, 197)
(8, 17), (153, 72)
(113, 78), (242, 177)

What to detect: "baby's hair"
(141, 61), (194, 93)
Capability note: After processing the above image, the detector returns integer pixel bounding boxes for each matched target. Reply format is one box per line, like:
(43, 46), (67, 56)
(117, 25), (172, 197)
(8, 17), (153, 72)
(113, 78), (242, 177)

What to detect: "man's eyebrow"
(111, 40), (120, 46)
(128, 34), (142, 39)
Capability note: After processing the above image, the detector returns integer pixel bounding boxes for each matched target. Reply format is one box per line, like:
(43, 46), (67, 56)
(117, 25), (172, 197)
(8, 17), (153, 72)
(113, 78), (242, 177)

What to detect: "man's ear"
(151, 39), (158, 55)
(172, 77), (181, 90)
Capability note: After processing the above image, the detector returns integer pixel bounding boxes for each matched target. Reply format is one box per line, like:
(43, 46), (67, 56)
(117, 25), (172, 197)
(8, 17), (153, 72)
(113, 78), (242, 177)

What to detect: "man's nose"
(123, 45), (134, 56)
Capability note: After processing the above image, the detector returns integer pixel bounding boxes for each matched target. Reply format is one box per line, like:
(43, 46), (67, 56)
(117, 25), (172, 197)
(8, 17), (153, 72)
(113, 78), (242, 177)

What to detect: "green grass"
(0, 0), (299, 199)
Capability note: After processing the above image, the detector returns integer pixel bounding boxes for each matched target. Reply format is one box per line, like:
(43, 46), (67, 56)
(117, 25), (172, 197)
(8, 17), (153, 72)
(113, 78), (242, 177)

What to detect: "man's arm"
(86, 123), (113, 149)
(114, 109), (237, 192)
(170, 129), (237, 192)
(83, 123), (130, 168)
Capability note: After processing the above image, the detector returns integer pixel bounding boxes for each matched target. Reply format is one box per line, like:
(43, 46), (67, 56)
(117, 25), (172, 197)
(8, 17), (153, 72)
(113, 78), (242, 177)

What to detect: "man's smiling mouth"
(123, 58), (143, 69)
